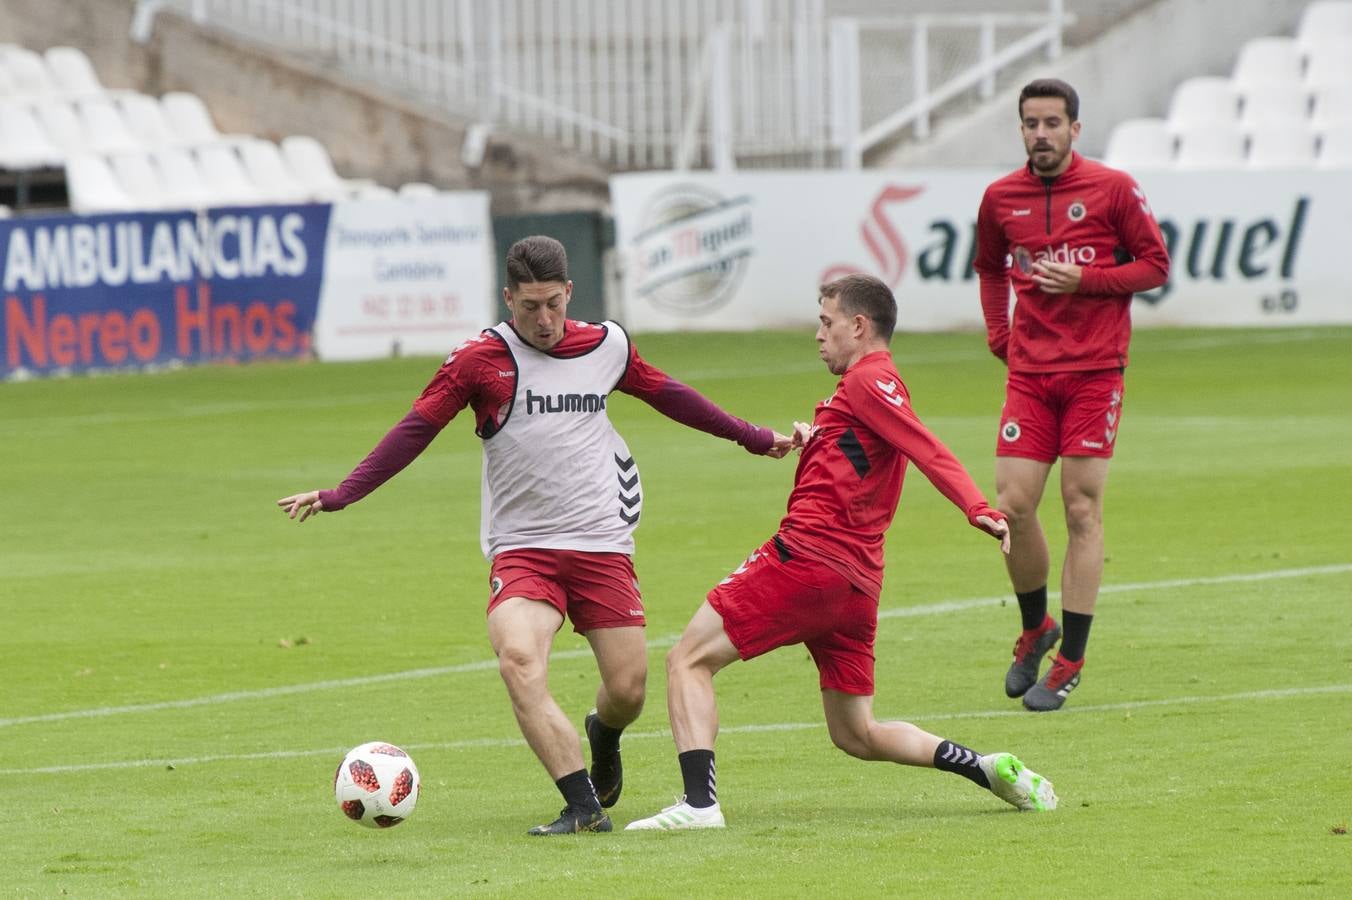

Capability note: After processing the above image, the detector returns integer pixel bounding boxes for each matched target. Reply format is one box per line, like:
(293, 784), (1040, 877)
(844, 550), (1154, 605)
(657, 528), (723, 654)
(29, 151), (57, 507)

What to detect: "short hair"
(1018, 78), (1079, 122)
(819, 274), (897, 343)
(506, 235), (568, 290)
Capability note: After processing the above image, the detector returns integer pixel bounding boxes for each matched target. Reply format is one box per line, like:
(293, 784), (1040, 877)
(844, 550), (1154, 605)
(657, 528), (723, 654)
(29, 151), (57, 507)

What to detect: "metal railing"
(131, 0), (1071, 171)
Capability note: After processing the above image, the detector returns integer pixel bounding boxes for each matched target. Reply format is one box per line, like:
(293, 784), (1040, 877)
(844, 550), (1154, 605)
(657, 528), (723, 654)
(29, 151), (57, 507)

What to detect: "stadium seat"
(0, 204), (11, 217)
(1311, 83), (1352, 132)
(65, 153), (136, 213)
(35, 100), (91, 155)
(354, 183), (397, 199)
(0, 45), (60, 96)
(119, 92), (178, 146)
(1239, 82), (1311, 131)
(398, 181), (439, 197)
(151, 147), (218, 208)
(108, 151), (173, 209)
(161, 91), (227, 146)
(195, 144), (265, 206)
(43, 46), (105, 97)
(1303, 37), (1352, 90)
(237, 139), (313, 203)
(1174, 123), (1247, 169)
(1231, 37), (1304, 90)
(1297, 1), (1352, 54)
(0, 101), (64, 167)
(0, 64), (17, 98)
(1102, 118), (1175, 169)
(79, 98), (143, 155)
(1317, 122), (1352, 167)
(1167, 77), (1240, 133)
(280, 135), (372, 200)
(1247, 127), (1318, 168)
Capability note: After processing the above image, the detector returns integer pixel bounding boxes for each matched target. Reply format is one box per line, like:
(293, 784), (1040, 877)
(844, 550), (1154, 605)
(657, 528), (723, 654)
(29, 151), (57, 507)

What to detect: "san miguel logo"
(629, 184), (752, 317)
(821, 185), (926, 286)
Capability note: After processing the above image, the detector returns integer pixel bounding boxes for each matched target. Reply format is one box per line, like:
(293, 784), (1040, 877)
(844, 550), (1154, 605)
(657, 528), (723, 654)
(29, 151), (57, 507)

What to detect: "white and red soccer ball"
(333, 741), (421, 828)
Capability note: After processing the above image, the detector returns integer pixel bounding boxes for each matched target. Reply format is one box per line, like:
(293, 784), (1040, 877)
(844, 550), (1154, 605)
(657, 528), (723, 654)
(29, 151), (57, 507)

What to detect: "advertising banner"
(1, 205), (330, 378)
(611, 170), (1352, 332)
(313, 193), (494, 361)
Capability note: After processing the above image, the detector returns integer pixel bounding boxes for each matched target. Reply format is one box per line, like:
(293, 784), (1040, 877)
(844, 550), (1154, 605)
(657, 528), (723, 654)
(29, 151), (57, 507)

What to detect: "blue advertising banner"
(2, 205), (331, 377)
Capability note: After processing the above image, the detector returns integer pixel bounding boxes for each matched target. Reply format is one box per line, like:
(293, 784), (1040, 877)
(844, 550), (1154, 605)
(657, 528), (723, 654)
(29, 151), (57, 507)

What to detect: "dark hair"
(819, 274), (897, 343)
(506, 235), (568, 290)
(1018, 78), (1079, 122)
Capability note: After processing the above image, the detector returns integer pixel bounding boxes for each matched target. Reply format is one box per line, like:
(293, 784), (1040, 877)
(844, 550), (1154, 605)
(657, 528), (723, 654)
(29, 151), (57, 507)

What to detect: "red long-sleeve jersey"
(778, 351), (999, 598)
(974, 152), (1170, 373)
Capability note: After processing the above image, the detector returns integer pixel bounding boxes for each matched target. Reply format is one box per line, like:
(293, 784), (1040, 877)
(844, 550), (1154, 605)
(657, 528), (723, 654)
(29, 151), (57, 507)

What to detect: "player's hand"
(765, 431), (795, 459)
(791, 421), (813, 453)
(975, 514), (1011, 554)
(277, 490), (324, 522)
(1031, 260), (1082, 294)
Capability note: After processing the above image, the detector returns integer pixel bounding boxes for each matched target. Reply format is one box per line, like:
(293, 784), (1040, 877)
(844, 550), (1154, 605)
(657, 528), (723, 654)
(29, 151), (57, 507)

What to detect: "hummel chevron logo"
(619, 509), (640, 525)
(939, 745), (977, 766)
(614, 454), (636, 471)
(1106, 410), (1118, 426)
(875, 379), (897, 393)
(619, 491), (640, 510)
(618, 472), (638, 491)
(875, 379), (904, 408)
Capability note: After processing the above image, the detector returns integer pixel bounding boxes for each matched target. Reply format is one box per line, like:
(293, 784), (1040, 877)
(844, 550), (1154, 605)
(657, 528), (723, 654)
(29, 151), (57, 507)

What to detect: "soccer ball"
(333, 741), (421, 828)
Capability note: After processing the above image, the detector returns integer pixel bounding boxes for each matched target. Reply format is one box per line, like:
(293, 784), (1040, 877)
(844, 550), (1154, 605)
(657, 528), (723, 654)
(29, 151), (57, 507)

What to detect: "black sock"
(933, 740), (990, 789)
(1060, 611), (1093, 662)
(1016, 586), (1048, 631)
(588, 714), (624, 758)
(678, 749), (717, 808)
(555, 769), (601, 812)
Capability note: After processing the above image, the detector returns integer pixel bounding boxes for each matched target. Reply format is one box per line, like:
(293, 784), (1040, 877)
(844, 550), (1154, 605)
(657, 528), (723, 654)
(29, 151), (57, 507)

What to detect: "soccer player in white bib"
(279, 236), (791, 835)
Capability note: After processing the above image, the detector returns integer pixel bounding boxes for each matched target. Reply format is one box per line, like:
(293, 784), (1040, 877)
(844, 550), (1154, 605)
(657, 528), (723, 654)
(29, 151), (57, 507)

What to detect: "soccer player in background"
(626, 274), (1056, 831)
(974, 78), (1170, 711)
(279, 235), (792, 835)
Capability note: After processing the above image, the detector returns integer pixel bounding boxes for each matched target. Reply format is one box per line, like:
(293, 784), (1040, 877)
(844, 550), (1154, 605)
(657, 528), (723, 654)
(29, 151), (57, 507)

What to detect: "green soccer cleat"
(624, 798), (726, 831)
(526, 806), (612, 836)
(979, 753), (1057, 812)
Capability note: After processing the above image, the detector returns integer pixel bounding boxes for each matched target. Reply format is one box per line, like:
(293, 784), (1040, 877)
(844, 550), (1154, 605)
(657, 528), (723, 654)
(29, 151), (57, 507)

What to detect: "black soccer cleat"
(526, 806), (613, 836)
(585, 710), (624, 808)
(1005, 617), (1061, 698)
(1022, 654), (1084, 712)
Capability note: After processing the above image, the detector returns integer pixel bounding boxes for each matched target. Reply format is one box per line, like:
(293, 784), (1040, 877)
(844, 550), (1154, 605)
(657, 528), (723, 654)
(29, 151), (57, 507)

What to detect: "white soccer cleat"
(624, 797), (726, 831)
(979, 752), (1057, 812)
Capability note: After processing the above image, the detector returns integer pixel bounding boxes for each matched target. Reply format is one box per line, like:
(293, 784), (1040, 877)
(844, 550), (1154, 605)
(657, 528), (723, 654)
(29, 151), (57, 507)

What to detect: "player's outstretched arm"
(971, 508), (1011, 554)
(277, 490), (323, 523)
(763, 430), (795, 458)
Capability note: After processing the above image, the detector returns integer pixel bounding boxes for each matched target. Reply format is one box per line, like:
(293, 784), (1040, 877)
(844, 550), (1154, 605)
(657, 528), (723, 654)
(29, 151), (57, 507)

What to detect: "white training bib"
(479, 321), (642, 558)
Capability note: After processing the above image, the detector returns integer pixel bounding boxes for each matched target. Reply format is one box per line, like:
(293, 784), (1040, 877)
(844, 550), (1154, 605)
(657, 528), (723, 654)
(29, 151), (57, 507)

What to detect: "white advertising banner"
(610, 170), (1352, 332)
(315, 193), (494, 360)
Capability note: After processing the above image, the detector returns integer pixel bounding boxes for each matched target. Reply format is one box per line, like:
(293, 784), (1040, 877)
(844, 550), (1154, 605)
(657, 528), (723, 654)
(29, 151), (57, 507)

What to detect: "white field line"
(4, 682), (1350, 776)
(3, 562), (1348, 731)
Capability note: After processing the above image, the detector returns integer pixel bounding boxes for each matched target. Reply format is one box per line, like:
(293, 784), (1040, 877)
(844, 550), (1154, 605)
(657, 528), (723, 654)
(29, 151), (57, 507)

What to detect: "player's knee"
(827, 723), (872, 759)
(1063, 495), (1102, 537)
(496, 644), (544, 691)
(607, 668), (647, 712)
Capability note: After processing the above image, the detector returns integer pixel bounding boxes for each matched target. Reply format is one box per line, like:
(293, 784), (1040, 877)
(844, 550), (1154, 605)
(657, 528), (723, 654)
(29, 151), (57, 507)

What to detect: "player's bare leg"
(995, 456), (1062, 698)
(821, 691), (1056, 812)
(583, 625), (647, 807)
(488, 596), (610, 834)
(1023, 455), (1110, 711)
(626, 602), (737, 831)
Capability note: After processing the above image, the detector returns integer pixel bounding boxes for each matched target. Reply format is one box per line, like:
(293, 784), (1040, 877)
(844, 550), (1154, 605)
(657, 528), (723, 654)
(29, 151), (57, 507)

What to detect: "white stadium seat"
(43, 46), (105, 97)
(0, 46), (60, 96)
(398, 181), (439, 198)
(1167, 77), (1240, 132)
(1103, 118), (1174, 169)
(66, 153), (136, 213)
(109, 151), (173, 209)
(1317, 122), (1352, 167)
(79, 98), (142, 155)
(1232, 37), (1304, 89)
(1297, 1), (1352, 54)
(151, 147), (218, 208)
(280, 135), (372, 200)
(119, 92), (178, 146)
(35, 100), (90, 155)
(237, 139), (313, 203)
(1311, 83), (1352, 132)
(1174, 123), (1247, 169)
(1239, 82), (1311, 131)
(161, 91), (225, 146)
(0, 101), (64, 167)
(1303, 37), (1352, 90)
(195, 143), (264, 206)
(1247, 128), (1318, 168)
(0, 204), (11, 218)
(0, 64), (17, 98)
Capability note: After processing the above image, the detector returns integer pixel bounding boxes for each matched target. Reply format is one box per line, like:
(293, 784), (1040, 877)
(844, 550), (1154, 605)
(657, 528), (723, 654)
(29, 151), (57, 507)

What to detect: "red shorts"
(488, 549), (645, 633)
(996, 369), (1125, 463)
(707, 537), (878, 696)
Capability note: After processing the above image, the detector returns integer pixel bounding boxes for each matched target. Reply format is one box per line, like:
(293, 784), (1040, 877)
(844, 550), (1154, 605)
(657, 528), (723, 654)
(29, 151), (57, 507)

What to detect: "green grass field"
(3, 325), (1350, 897)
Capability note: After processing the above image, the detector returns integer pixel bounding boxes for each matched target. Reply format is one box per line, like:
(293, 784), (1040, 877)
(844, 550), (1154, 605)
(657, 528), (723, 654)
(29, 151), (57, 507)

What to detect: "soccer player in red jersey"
(974, 79), (1170, 711)
(278, 236), (792, 835)
(626, 274), (1057, 831)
